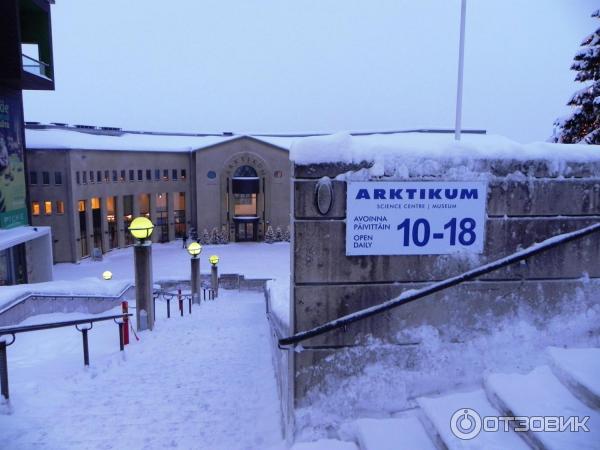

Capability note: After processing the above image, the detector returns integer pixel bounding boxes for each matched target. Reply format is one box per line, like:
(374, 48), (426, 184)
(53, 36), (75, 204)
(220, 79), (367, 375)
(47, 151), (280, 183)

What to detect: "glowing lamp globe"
(102, 270), (112, 280)
(187, 242), (202, 257)
(209, 255), (219, 266)
(128, 216), (154, 241)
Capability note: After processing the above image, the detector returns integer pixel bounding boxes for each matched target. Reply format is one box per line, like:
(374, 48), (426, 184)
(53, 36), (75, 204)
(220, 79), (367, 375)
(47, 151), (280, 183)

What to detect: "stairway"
(291, 347), (600, 450)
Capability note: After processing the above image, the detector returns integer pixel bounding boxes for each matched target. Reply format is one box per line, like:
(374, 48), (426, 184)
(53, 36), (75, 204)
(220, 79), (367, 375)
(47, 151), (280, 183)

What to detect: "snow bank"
(290, 132), (600, 171)
(294, 285), (600, 439)
(0, 278), (130, 311)
(267, 278), (290, 328)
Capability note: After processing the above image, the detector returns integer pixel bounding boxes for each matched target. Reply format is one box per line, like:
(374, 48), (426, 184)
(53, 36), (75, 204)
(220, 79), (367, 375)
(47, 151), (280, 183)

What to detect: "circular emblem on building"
(207, 170), (217, 179)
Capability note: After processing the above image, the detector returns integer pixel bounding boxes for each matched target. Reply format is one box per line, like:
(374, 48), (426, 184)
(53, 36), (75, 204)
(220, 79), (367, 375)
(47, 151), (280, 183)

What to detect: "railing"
(278, 222), (600, 347)
(153, 287), (215, 319)
(22, 53), (51, 78)
(0, 313), (132, 400)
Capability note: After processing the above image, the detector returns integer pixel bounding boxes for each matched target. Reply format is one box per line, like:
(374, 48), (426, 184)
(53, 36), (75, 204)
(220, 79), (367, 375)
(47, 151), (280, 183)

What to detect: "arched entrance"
(231, 165), (260, 241)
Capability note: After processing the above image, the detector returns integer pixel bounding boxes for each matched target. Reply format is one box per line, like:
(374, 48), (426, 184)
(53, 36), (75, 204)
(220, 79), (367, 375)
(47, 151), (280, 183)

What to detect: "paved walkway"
(1, 291), (284, 450)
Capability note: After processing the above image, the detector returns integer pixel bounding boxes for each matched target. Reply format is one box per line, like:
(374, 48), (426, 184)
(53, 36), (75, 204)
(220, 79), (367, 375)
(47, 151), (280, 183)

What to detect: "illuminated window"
(56, 201), (65, 215)
(44, 201), (52, 215)
(78, 200), (86, 212)
(32, 201), (40, 216)
(91, 197), (100, 209)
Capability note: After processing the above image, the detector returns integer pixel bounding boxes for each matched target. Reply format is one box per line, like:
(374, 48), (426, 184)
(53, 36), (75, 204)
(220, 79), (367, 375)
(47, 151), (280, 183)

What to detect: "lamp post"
(209, 255), (219, 298)
(102, 270), (112, 280)
(129, 216), (155, 331)
(187, 242), (202, 304)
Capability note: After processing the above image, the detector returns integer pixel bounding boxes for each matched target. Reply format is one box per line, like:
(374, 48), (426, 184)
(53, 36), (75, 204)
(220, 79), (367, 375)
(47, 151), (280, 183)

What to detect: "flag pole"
(454, 0), (467, 141)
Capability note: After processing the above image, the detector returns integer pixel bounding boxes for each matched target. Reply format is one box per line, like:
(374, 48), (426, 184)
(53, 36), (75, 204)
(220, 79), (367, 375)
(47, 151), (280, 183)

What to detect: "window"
(29, 171), (38, 185)
(97, 171), (102, 183)
(56, 200), (65, 214)
(154, 169), (160, 181)
(233, 165), (258, 178)
(172, 169), (177, 180)
(42, 171), (50, 185)
(31, 201), (40, 216)
(91, 197), (100, 209)
(76, 172), (81, 184)
(163, 169), (168, 181)
(104, 170), (109, 182)
(112, 170), (117, 182)
(181, 169), (186, 180)
(82, 171), (87, 184)
(89, 171), (94, 183)
(78, 200), (86, 212)
(129, 170), (134, 181)
(146, 169), (151, 181)
(54, 172), (63, 185)
(137, 169), (143, 181)
(44, 201), (52, 215)
(120, 170), (126, 182)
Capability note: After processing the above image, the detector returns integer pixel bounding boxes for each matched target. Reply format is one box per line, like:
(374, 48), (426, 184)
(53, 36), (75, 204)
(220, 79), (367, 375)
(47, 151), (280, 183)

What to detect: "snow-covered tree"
(553, 10), (600, 144)
(283, 225), (291, 242)
(274, 226), (283, 242)
(220, 225), (229, 244)
(265, 225), (275, 244)
(210, 227), (220, 245)
(200, 228), (210, 245)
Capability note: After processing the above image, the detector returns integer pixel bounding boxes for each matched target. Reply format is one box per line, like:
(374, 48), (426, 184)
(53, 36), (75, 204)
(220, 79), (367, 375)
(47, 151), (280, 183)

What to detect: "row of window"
(32, 200), (65, 216)
(76, 169), (187, 185)
(30, 171), (62, 186)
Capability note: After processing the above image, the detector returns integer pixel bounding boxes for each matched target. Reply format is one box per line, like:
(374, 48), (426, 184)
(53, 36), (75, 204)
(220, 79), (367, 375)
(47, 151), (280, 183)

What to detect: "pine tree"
(284, 225), (291, 242)
(265, 225), (275, 244)
(274, 226), (283, 242)
(210, 227), (219, 245)
(200, 228), (210, 245)
(220, 225), (229, 244)
(553, 10), (600, 144)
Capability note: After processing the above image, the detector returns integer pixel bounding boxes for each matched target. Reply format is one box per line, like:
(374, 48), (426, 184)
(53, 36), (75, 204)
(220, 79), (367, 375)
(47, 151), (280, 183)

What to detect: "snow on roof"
(25, 128), (295, 152)
(0, 226), (51, 251)
(290, 132), (600, 166)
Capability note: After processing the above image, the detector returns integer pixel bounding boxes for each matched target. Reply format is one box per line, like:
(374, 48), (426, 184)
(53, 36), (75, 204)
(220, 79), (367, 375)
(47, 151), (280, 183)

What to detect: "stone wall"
(288, 159), (600, 414)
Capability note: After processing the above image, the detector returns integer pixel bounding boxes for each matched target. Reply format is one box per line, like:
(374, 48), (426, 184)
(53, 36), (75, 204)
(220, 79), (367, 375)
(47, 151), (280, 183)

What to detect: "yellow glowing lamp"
(209, 255), (219, 266)
(187, 242), (202, 257)
(102, 270), (112, 280)
(128, 216), (154, 241)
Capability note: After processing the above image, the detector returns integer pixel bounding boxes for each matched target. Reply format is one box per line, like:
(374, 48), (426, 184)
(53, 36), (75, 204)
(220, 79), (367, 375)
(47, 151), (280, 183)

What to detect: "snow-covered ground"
(1, 291), (286, 450)
(53, 241), (290, 283)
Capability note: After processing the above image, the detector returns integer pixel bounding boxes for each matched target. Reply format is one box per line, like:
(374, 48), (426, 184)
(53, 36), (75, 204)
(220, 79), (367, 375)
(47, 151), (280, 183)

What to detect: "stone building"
(25, 124), (294, 262)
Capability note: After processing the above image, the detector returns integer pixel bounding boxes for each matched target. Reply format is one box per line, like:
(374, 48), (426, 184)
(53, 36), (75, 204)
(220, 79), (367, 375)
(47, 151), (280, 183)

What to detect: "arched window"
(233, 165), (258, 178)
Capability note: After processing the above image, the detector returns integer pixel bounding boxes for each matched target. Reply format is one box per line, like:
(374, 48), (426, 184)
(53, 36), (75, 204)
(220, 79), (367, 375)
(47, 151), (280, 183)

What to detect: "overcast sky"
(23, 0), (597, 143)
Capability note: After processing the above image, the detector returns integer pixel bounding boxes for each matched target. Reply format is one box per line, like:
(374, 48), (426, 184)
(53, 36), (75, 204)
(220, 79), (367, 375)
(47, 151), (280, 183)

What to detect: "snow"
(53, 241), (291, 285)
(267, 278), (290, 328)
(290, 132), (600, 169)
(547, 347), (600, 405)
(339, 417), (435, 450)
(0, 291), (286, 450)
(0, 226), (51, 251)
(25, 128), (294, 152)
(0, 278), (130, 312)
(290, 440), (357, 450)
(418, 390), (528, 450)
(485, 366), (600, 450)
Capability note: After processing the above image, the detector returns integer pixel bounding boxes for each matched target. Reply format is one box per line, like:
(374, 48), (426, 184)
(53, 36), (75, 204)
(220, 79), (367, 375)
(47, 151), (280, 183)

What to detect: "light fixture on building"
(209, 255), (219, 266)
(128, 216), (154, 241)
(102, 270), (112, 280)
(187, 242), (202, 258)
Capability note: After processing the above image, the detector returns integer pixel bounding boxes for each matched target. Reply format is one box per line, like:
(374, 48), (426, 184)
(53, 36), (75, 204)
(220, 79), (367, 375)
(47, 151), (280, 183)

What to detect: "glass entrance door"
(234, 219), (258, 241)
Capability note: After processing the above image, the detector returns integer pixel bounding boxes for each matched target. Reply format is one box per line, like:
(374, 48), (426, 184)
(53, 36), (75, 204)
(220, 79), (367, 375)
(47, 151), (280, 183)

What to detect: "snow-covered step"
(417, 389), (529, 450)
(547, 347), (600, 409)
(485, 365), (600, 450)
(291, 439), (358, 450)
(339, 417), (436, 450)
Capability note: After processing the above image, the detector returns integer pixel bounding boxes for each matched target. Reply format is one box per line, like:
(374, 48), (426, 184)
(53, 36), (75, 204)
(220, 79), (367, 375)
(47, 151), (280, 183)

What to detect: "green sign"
(0, 87), (28, 229)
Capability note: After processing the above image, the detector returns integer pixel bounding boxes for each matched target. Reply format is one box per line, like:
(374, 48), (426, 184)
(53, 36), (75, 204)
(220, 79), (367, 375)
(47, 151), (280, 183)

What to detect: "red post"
(178, 289), (183, 316)
(122, 301), (130, 345)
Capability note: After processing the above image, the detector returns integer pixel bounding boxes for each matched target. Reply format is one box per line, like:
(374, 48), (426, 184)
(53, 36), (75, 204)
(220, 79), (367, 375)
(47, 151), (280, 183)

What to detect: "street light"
(129, 216), (155, 331)
(188, 242), (202, 304)
(209, 255), (219, 298)
(102, 270), (112, 280)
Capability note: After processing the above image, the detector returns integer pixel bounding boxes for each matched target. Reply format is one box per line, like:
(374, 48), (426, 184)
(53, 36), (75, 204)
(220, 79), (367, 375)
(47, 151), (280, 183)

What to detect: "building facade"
(26, 126), (293, 263)
(0, 0), (54, 285)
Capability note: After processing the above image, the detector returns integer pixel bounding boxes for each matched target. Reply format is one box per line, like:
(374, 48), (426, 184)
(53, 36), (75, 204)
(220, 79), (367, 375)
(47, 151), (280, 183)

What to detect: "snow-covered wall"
(286, 133), (600, 433)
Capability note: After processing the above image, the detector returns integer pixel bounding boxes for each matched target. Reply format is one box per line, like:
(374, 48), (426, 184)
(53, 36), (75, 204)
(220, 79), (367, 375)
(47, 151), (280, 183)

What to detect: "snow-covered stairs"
(292, 347), (600, 450)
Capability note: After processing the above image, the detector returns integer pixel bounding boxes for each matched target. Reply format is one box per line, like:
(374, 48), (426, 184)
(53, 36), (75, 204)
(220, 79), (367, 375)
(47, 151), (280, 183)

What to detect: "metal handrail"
(278, 222), (600, 347)
(0, 313), (132, 400)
